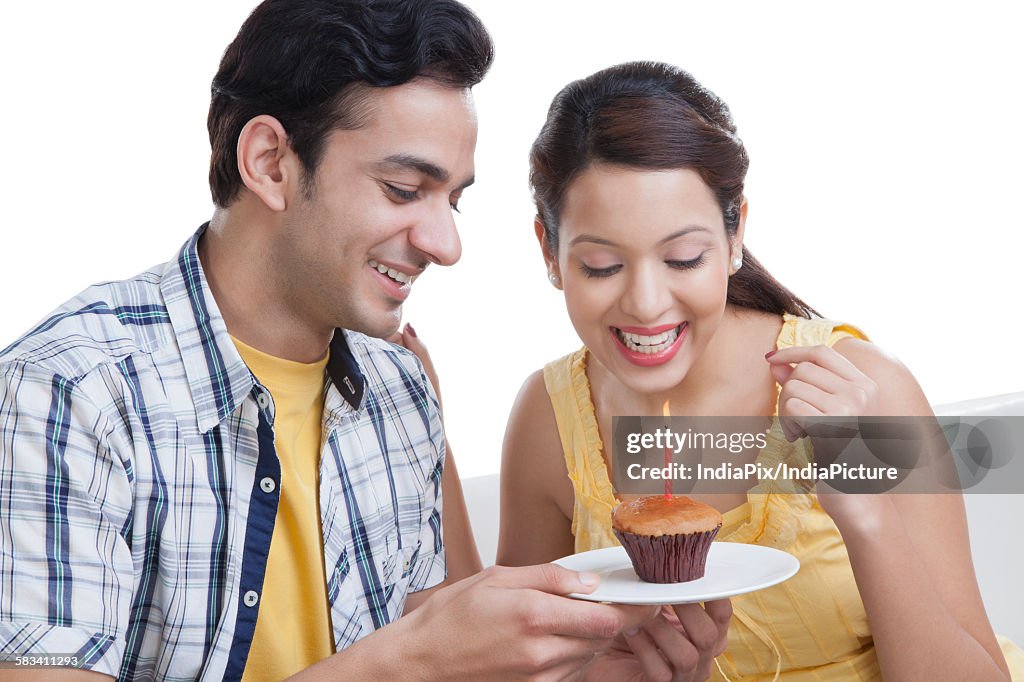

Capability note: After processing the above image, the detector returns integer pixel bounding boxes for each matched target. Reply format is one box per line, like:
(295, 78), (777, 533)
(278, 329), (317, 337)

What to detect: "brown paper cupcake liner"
(613, 526), (721, 583)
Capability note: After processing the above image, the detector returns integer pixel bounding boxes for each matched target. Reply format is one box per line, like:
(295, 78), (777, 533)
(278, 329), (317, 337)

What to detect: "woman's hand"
(765, 344), (884, 529)
(585, 600), (731, 681)
(766, 344), (879, 436)
(390, 323), (444, 414)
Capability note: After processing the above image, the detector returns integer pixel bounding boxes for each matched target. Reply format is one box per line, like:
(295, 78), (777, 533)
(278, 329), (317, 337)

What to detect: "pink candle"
(663, 400), (672, 498)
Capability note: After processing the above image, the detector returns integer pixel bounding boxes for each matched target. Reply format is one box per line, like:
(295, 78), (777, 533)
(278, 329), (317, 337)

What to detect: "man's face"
(279, 79), (478, 339)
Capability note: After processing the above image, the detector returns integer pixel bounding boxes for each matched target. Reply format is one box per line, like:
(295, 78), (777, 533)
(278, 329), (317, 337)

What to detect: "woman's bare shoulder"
(503, 369), (578, 513)
(502, 369), (570, 493)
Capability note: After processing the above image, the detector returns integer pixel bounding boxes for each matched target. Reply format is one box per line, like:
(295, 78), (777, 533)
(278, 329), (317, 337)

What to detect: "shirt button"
(243, 590), (259, 607)
(256, 393), (270, 409)
(259, 477), (276, 494)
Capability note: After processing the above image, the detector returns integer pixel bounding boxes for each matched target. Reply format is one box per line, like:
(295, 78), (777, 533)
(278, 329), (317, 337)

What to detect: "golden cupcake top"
(612, 495), (723, 536)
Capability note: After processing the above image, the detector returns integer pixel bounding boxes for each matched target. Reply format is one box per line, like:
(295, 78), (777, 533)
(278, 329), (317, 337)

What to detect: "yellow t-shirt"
(232, 336), (335, 681)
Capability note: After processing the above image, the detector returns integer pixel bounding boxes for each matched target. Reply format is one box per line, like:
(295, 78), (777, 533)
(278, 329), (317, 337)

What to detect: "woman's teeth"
(369, 259), (412, 285)
(615, 324), (684, 354)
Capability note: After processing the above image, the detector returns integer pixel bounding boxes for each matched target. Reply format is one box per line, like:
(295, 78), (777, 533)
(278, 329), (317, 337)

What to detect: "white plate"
(552, 543), (799, 604)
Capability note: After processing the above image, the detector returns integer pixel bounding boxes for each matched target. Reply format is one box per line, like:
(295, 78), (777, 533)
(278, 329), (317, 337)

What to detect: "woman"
(495, 61), (1022, 680)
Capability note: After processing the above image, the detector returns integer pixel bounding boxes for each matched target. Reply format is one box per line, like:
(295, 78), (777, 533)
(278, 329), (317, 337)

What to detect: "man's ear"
(236, 115), (301, 212)
(534, 217), (562, 289)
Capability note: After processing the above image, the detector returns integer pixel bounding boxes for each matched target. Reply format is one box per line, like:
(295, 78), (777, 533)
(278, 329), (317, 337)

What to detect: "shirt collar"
(161, 223), (366, 433)
(327, 331), (366, 411)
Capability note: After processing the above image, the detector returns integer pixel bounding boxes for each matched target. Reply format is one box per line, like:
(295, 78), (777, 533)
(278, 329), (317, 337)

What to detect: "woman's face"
(549, 164), (743, 395)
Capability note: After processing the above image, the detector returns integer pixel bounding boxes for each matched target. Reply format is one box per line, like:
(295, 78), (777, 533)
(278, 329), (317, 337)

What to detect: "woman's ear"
(730, 199), (749, 272)
(534, 218), (562, 289)
(236, 114), (301, 212)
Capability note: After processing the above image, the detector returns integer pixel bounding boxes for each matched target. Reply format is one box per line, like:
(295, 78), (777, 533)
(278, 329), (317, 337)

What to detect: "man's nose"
(409, 200), (462, 267)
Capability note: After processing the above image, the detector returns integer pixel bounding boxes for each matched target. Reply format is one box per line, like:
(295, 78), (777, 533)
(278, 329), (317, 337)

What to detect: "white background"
(1, 1), (1022, 481)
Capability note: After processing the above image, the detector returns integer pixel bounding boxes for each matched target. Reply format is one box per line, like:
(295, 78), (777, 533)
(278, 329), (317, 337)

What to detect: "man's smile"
(368, 258), (420, 285)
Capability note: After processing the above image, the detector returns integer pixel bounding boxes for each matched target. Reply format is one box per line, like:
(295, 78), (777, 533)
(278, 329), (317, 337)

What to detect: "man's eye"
(385, 184), (418, 201)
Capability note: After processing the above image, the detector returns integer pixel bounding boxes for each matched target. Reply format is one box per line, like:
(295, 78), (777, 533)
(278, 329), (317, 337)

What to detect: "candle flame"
(662, 400), (671, 418)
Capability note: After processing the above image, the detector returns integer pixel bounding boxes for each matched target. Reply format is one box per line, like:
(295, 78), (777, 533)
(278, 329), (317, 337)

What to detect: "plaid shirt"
(0, 224), (446, 680)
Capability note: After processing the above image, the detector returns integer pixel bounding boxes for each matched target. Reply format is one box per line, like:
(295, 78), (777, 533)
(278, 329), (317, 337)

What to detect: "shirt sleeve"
(405, 363), (446, 593)
(0, 361), (134, 678)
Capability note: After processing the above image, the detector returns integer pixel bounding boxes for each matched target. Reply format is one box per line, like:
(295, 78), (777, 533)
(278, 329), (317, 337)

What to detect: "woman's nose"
(619, 264), (673, 323)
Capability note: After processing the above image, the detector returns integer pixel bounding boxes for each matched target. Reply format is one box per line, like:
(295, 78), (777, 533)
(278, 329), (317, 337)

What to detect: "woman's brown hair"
(529, 61), (816, 318)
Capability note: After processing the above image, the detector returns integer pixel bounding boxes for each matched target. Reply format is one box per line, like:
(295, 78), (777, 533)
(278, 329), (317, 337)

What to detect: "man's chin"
(338, 309), (402, 340)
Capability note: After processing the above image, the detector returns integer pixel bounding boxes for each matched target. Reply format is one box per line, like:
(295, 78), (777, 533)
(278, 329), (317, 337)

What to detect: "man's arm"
(0, 668), (113, 681)
(390, 326), (481, 614)
(402, 443), (481, 614)
(289, 564), (656, 681)
(0, 362), (133, 680)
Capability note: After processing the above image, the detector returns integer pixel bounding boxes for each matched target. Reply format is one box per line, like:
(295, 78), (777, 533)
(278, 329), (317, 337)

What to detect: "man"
(0, 1), (662, 680)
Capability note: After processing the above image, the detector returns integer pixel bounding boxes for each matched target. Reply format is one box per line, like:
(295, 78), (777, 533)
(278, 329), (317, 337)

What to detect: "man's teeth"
(369, 259), (413, 285)
(615, 325), (683, 354)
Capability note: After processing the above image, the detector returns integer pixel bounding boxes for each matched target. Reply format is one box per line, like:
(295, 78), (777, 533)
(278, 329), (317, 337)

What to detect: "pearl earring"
(549, 272), (560, 286)
(732, 256), (743, 270)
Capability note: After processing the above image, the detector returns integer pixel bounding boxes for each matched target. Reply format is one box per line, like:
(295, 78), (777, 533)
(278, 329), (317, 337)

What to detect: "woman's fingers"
(777, 380), (827, 441)
(780, 379), (835, 415)
(767, 345), (863, 382)
(624, 626), (674, 680)
(768, 345), (878, 441)
(785, 360), (850, 395)
(670, 602), (727, 678)
(644, 615), (701, 677)
(678, 600), (731, 658)
(618, 601), (732, 681)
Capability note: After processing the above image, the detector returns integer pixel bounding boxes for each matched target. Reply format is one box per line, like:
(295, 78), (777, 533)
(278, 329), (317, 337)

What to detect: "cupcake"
(612, 496), (723, 583)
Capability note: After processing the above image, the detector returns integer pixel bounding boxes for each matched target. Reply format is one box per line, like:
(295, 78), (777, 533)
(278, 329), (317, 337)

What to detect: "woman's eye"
(667, 255), (706, 270)
(580, 263), (622, 278)
(385, 184), (418, 201)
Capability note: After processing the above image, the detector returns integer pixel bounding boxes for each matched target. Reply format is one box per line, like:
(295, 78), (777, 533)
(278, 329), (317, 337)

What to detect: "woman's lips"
(609, 322), (688, 367)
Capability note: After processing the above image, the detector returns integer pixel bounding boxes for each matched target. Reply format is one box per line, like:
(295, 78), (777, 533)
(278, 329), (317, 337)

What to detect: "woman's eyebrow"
(569, 225), (711, 248)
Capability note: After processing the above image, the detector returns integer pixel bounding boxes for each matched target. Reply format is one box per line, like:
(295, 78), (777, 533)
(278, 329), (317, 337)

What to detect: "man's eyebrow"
(569, 225), (712, 248)
(378, 153), (476, 190)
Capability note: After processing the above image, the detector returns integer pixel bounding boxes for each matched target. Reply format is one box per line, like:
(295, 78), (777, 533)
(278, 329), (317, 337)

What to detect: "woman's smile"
(609, 321), (688, 366)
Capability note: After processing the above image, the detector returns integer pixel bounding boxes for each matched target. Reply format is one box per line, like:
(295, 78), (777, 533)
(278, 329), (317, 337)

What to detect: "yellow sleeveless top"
(543, 314), (1024, 681)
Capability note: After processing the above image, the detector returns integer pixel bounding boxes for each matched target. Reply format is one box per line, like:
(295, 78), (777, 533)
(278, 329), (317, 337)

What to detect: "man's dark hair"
(208, 0), (494, 207)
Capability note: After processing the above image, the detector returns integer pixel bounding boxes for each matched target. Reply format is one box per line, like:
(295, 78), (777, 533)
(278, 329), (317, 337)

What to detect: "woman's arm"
(769, 340), (1011, 680)
(439, 443), (483, 580)
(496, 370), (576, 567)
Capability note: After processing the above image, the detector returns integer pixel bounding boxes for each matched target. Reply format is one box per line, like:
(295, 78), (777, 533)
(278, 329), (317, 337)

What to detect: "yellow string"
(714, 604), (782, 682)
(736, 607), (782, 681)
(714, 655), (735, 681)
